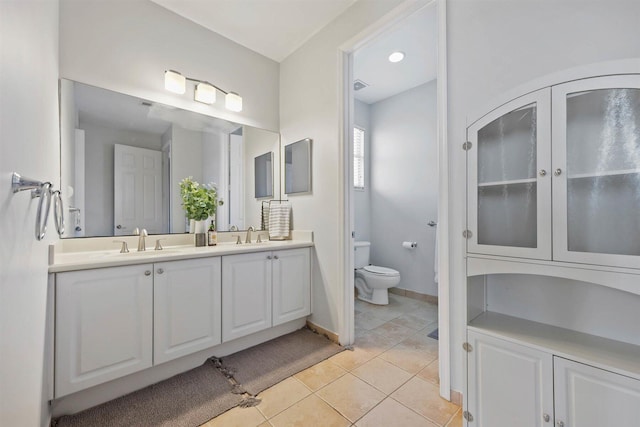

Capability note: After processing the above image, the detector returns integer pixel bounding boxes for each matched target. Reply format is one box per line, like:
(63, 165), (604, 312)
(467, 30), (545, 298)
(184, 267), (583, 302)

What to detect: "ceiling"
(150, 0), (357, 62)
(353, 4), (438, 104)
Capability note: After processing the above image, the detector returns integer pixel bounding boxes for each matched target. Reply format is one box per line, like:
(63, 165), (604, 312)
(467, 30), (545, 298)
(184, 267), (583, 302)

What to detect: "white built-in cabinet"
(467, 75), (640, 269)
(55, 247), (311, 398)
(55, 264), (154, 397)
(222, 248), (311, 341)
(467, 327), (640, 427)
(153, 258), (222, 364)
(465, 74), (640, 426)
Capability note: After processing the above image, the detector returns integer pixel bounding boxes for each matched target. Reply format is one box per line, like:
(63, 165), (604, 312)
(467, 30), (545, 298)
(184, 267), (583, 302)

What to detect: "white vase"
(188, 219), (195, 234)
(194, 220), (207, 234)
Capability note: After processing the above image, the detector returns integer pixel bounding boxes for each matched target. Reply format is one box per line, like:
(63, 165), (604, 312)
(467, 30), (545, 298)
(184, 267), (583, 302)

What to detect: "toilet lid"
(363, 265), (399, 276)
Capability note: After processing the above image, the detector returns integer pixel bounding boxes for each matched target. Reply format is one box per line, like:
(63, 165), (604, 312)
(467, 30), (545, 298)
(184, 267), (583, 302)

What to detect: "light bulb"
(164, 70), (186, 94)
(194, 82), (216, 104)
(388, 51), (405, 63)
(225, 92), (243, 112)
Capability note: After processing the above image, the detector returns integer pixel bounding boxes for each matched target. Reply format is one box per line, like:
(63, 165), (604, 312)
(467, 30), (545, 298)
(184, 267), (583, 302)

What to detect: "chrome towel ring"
(11, 172), (65, 241)
(53, 190), (65, 237)
(35, 182), (52, 241)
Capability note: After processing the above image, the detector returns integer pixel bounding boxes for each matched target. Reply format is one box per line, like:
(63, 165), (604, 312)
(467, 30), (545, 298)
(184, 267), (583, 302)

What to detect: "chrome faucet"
(245, 226), (255, 244)
(134, 227), (148, 251)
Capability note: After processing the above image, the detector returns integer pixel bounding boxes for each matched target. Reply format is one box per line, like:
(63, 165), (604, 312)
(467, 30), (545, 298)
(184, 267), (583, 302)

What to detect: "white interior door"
(114, 144), (163, 235)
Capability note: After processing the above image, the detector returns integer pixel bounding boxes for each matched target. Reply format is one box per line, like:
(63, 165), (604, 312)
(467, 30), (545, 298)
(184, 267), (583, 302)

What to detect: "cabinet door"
(222, 252), (272, 341)
(467, 330), (553, 427)
(154, 257), (222, 364)
(467, 88), (551, 259)
(55, 264), (153, 397)
(552, 75), (640, 269)
(272, 248), (311, 326)
(554, 357), (640, 427)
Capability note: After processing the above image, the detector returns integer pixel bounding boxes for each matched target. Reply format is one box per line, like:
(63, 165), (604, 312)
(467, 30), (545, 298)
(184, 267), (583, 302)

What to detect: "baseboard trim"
(450, 389), (463, 406)
(306, 320), (340, 344)
(389, 287), (438, 305)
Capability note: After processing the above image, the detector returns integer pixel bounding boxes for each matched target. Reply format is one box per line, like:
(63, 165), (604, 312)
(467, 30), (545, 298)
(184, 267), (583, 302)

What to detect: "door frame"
(338, 0), (451, 400)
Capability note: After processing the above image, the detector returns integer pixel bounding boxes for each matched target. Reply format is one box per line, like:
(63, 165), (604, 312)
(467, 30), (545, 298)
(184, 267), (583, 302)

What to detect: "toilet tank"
(354, 241), (370, 268)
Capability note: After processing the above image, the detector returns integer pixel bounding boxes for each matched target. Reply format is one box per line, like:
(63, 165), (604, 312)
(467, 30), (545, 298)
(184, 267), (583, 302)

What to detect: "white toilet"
(354, 241), (401, 305)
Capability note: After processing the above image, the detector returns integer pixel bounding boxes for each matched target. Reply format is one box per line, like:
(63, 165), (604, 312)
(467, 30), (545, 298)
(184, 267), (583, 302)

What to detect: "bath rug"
(428, 328), (439, 340)
(220, 327), (344, 396)
(52, 360), (242, 427)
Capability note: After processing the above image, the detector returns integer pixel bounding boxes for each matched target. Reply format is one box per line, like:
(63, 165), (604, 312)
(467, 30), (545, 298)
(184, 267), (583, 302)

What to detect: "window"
(354, 127), (365, 189)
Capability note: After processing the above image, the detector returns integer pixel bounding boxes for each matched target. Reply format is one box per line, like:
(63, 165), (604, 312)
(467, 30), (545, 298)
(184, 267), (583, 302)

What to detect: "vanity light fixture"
(225, 92), (243, 112)
(164, 69), (242, 112)
(388, 51), (405, 63)
(194, 82), (216, 104)
(164, 70), (186, 94)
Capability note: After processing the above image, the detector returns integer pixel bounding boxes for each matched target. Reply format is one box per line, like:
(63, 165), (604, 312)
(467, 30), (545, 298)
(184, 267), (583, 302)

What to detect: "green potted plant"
(179, 177), (217, 244)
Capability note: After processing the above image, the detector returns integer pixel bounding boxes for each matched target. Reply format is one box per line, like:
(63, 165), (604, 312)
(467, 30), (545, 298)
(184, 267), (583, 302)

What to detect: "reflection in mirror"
(59, 79), (280, 238)
(254, 152), (274, 198)
(284, 138), (312, 195)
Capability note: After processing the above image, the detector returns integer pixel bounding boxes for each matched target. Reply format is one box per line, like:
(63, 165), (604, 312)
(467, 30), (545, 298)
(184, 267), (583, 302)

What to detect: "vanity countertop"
(50, 232), (313, 273)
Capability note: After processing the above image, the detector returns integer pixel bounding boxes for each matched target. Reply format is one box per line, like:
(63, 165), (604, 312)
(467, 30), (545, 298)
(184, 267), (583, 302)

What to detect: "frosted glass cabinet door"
(552, 75), (640, 268)
(467, 88), (551, 259)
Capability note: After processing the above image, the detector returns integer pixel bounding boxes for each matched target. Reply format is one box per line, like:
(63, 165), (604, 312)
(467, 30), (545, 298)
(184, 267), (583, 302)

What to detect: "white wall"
(0, 1), (59, 425)
(82, 122), (163, 236)
(280, 0), (410, 334)
(353, 100), (371, 241)
(59, 0), (280, 132)
(369, 81), (438, 296)
(447, 0), (640, 392)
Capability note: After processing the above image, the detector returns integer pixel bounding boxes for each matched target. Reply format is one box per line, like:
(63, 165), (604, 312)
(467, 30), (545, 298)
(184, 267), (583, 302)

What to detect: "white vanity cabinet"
(466, 330), (553, 427)
(467, 75), (640, 269)
(55, 264), (153, 397)
(272, 248), (311, 326)
(466, 316), (640, 427)
(153, 257), (222, 364)
(222, 248), (311, 341)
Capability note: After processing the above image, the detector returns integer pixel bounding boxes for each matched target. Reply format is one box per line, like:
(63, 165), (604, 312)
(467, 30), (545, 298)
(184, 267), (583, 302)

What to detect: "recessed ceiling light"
(388, 51), (405, 63)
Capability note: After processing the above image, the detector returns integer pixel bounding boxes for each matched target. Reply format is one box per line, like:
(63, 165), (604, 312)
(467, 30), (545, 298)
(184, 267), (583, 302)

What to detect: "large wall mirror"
(59, 79), (280, 238)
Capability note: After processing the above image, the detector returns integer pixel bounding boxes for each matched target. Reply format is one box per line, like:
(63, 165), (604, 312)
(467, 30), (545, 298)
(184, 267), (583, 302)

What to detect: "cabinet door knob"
(554, 168), (562, 176)
(543, 414), (550, 422)
(116, 224), (123, 229)
(157, 268), (164, 274)
(267, 255), (272, 260)
(273, 255), (279, 260)
(144, 270), (151, 276)
(539, 169), (547, 176)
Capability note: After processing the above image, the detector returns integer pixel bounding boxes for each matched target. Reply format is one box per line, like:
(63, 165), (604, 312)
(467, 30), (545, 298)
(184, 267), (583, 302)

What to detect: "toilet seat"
(363, 265), (399, 276)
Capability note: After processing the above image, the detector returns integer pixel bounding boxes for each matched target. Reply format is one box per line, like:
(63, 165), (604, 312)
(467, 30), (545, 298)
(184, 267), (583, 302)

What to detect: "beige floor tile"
(417, 359), (440, 385)
(364, 305), (406, 321)
(257, 422), (272, 427)
(294, 359), (347, 391)
(354, 330), (403, 355)
(408, 306), (438, 322)
(355, 311), (390, 330)
(316, 373), (386, 423)
(355, 398), (439, 427)
(371, 321), (416, 341)
(446, 409), (462, 427)
(392, 377), (459, 426)
(390, 313), (435, 330)
(329, 347), (377, 371)
(269, 394), (351, 427)
(401, 333), (439, 356)
(256, 377), (312, 419)
(379, 345), (437, 374)
(351, 357), (413, 395)
(203, 406), (266, 427)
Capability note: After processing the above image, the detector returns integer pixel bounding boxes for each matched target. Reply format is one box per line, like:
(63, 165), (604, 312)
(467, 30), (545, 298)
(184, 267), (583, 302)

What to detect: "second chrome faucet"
(134, 227), (148, 251)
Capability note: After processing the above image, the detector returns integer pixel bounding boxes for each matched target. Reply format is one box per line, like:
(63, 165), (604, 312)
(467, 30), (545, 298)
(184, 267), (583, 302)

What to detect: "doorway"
(340, 0), (450, 400)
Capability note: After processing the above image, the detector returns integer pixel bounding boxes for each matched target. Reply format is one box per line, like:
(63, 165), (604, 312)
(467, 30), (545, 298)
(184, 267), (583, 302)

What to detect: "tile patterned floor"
(202, 293), (461, 427)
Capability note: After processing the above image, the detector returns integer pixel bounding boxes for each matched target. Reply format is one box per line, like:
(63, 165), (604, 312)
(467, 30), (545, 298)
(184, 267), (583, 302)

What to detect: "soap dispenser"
(207, 220), (217, 246)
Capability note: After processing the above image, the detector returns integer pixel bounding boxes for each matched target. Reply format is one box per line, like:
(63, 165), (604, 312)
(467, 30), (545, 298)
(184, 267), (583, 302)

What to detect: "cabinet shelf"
(468, 311), (640, 381)
(567, 168), (640, 179)
(477, 177), (537, 187)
